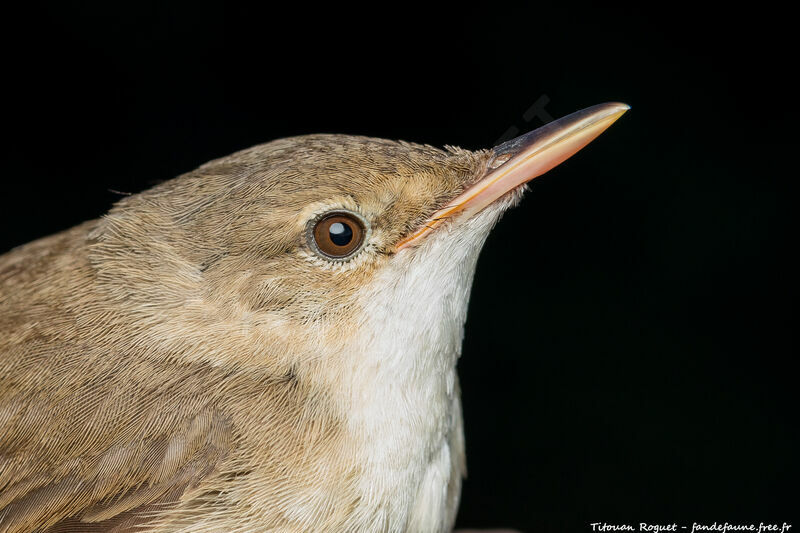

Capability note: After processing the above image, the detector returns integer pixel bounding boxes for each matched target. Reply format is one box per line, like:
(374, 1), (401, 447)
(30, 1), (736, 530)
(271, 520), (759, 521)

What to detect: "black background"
(2, 3), (796, 532)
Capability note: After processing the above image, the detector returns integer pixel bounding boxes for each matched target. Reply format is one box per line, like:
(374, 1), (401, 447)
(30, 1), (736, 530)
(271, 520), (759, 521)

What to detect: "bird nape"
(0, 103), (628, 532)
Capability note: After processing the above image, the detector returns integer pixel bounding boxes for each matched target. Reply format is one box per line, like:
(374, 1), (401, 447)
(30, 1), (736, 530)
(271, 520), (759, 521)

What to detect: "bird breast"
(328, 205), (503, 532)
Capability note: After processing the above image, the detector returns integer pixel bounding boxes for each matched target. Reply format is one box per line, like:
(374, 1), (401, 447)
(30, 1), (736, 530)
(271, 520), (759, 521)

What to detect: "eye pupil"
(328, 222), (352, 245)
(309, 211), (367, 260)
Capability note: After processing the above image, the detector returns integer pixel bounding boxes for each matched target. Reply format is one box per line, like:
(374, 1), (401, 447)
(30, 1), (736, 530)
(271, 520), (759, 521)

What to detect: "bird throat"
(334, 204), (506, 531)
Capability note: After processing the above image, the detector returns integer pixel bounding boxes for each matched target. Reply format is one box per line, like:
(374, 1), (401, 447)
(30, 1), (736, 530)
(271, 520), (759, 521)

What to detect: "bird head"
(88, 103), (628, 390)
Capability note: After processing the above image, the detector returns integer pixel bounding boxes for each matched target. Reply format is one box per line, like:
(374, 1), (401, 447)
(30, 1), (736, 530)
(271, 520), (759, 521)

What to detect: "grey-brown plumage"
(0, 104), (627, 533)
(1, 136), (488, 533)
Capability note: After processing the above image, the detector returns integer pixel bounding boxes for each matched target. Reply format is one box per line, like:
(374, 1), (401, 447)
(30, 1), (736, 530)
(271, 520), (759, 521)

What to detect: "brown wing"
(0, 339), (235, 533)
(0, 226), (235, 532)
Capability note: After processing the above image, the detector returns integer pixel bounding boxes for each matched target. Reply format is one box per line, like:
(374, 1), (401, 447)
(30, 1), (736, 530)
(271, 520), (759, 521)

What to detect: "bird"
(0, 102), (628, 533)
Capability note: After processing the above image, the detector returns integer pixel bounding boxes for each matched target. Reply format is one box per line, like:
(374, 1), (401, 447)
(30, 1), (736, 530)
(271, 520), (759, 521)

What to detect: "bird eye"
(308, 210), (367, 261)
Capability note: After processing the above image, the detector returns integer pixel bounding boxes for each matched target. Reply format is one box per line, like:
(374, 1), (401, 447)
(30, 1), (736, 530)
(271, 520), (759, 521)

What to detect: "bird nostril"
(488, 152), (513, 170)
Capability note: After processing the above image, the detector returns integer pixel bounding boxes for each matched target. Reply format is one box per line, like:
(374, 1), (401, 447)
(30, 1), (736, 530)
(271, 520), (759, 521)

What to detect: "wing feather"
(0, 227), (235, 532)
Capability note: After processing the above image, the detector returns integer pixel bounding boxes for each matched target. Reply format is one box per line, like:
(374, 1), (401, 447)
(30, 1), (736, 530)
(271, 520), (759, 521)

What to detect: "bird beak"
(395, 102), (630, 250)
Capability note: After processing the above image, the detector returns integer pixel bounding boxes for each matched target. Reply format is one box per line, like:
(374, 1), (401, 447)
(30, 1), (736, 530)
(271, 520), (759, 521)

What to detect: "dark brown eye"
(309, 211), (367, 260)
